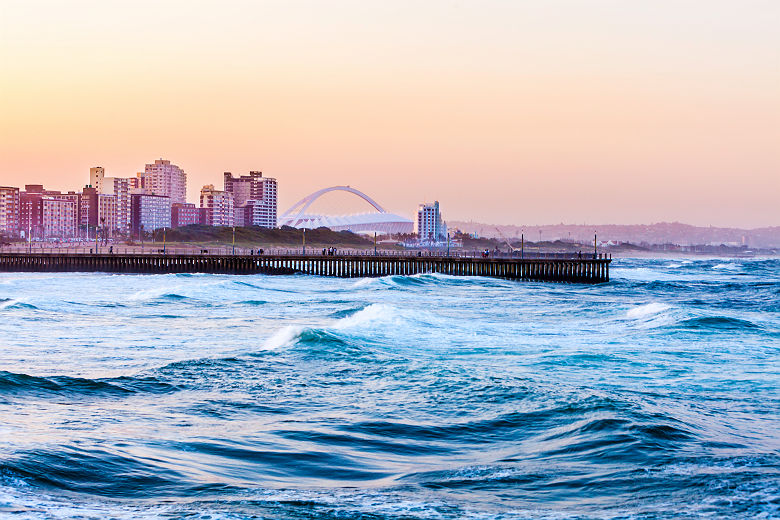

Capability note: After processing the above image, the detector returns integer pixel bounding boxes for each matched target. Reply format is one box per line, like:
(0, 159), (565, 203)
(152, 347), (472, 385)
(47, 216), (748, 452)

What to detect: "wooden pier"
(0, 253), (610, 283)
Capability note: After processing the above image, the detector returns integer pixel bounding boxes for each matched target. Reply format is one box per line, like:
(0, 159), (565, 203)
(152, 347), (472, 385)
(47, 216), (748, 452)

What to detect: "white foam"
(351, 278), (375, 288)
(261, 304), (412, 349)
(333, 303), (404, 330)
(626, 302), (672, 319)
(611, 267), (681, 282)
(263, 325), (305, 350)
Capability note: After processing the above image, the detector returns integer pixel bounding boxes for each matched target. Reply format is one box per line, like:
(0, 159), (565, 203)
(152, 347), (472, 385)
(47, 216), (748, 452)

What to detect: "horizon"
(2, 1), (779, 228)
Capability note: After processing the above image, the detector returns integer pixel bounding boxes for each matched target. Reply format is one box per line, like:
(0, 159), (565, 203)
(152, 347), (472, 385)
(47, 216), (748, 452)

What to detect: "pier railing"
(0, 244), (609, 260)
(0, 252), (610, 283)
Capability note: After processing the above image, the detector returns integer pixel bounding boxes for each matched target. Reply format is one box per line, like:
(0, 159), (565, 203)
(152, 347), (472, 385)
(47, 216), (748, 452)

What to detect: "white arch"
(279, 186), (387, 227)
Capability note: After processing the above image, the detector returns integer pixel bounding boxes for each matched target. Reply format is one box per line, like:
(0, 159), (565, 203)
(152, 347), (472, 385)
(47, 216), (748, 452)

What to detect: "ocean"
(0, 257), (778, 519)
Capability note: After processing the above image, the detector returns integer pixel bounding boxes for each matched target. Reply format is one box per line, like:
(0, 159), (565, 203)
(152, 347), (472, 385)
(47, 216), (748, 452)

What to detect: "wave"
(673, 316), (761, 332)
(332, 303), (406, 329)
(625, 302), (672, 319)
(0, 446), (188, 498)
(2, 469), (777, 519)
(261, 303), (442, 357)
(0, 370), (131, 397)
(126, 277), (234, 302)
(152, 356), (247, 376)
(0, 370), (177, 398)
(234, 299), (268, 306)
(351, 272), (511, 291)
(0, 298), (38, 310)
(712, 262), (741, 271)
(127, 287), (190, 302)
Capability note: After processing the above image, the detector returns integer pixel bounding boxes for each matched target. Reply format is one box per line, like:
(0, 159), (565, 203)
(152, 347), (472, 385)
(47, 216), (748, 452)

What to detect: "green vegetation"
(161, 225), (373, 247)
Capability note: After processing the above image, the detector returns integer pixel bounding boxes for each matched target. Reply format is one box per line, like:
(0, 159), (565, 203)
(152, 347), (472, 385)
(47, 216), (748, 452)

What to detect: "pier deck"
(0, 252), (610, 283)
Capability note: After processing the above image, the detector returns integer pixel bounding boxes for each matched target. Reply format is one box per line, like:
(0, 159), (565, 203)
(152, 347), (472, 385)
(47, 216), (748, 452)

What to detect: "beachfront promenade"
(0, 251), (611, 283)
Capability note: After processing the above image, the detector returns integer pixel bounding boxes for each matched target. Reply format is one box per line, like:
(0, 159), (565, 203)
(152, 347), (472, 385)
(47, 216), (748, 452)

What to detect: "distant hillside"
(448, 221), (780, 248)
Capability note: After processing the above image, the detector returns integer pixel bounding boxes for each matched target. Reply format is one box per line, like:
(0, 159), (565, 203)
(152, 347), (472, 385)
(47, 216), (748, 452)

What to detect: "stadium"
(277, 186), (414, 235)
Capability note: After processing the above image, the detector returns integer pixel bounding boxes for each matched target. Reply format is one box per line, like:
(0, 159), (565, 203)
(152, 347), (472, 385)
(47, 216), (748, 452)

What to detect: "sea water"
(0, 257), (778, 519)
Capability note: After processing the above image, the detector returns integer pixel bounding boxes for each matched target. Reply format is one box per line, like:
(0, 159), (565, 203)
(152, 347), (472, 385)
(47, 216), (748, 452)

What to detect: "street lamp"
(232, 225), (236, 255)
(302, 228), (306, 255)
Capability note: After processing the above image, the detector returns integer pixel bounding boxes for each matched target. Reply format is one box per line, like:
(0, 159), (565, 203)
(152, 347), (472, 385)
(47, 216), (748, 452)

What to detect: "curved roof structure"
(278, 186), (413, 235)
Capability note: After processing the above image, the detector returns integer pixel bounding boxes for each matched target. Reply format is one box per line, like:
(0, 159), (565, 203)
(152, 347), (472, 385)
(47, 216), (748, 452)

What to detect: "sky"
(1, 0), (778, 228)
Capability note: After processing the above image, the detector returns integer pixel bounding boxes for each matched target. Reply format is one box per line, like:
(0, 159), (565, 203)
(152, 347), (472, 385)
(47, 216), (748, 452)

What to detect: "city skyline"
(2, 1), (779, 228)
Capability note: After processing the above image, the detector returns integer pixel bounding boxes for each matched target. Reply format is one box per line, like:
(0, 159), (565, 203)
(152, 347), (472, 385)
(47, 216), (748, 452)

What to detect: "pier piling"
(0, 253), (611, 283)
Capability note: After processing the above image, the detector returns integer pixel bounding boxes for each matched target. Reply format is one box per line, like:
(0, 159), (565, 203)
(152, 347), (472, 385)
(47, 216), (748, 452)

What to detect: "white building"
(240, 199), (277, 228)
(103, 177), (131, 235)
(200, 185), (234, 227)
(131, 193), (172, 236)
(416, 201), (446, 242)
(278, 186), (413, 235)
(137, 159), (187, 205)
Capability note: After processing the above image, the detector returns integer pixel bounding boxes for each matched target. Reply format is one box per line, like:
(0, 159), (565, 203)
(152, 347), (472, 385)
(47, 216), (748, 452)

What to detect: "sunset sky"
(1, 0), (778, 227)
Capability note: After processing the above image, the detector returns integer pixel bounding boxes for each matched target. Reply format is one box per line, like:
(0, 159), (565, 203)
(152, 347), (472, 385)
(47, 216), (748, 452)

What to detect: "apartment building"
(223, 171), (277, 228)
(104, 177), (131, 235)
(137, 159), (187, 204)
(0, 186), (20, 237)
(171, 202), (202, 228)
(200, 185), (234, 227)
(131, 193), (172, 236)
(416, 201), (447, 242)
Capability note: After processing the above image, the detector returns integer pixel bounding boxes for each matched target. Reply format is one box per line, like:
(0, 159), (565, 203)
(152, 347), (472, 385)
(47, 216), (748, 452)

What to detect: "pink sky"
(1, 1), (778, 227)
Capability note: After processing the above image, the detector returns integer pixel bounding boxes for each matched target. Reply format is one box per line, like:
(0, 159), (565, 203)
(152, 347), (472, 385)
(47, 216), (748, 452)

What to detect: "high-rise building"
(77, 186), (117, 238)
(131, 193), (172, 236)
(171, 202), (202, 228)
(90, 166), (105, 194)
(241, 199), (277, 229)
(129, 175), (143, 190)
(58, 192), (83, 238)
(200, 185), (234, 227)
(104, 177), (131, 235)
(97, 194), (118, 238)
(15, 184), (78, 239)
(79, 186), (97, 236)
(20, 185), (63, 238)
(138, 159), (187, 204)
(0, 186), (20, 237)
(40, 197), (77, 238)
(223, 171), (277, 228)
(416, 201), (446, 242)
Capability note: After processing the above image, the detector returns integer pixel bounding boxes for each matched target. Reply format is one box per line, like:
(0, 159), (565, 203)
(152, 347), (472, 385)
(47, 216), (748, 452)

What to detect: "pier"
(0, 252), (610, 283)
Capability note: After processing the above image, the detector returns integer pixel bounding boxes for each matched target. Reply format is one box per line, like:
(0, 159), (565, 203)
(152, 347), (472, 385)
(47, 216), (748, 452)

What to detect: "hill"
(449, 221), (780, 248)
(161, 225), (373, 247)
